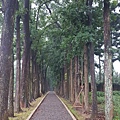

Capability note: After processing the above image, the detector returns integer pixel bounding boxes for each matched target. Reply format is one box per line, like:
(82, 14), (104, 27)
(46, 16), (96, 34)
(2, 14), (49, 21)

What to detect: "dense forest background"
(0, 0), (120, 120)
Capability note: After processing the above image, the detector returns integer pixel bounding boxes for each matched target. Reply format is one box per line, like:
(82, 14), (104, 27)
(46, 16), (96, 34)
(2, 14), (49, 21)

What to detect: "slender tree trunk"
(8, 50), (14, 117)
(15, 0), (21, 112)
(0, 0), (16, 119)
(84, 44), (89, 113)
(90, 42), (98, 118)
(21, 0), (30, 108)
(61, 67), (64, 96)
(74, 56), (77, 100)
(77, 56), (80, 94)
(99, 55), (101, 82)
(28, 53), (32, 102)
(70, 59), (74, 102)
(34, 63), (40, 98)
(27, 53), (30, 102)
(60, 72), (62, 96)
(86, 0), (98, 118)
(104, 0), (113, 119)
(64, 65), (67, 98)
(67, 65), (70, 99)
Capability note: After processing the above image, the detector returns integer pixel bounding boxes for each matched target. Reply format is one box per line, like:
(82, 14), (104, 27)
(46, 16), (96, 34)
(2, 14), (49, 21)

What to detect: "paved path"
(30, 91), (74, 120)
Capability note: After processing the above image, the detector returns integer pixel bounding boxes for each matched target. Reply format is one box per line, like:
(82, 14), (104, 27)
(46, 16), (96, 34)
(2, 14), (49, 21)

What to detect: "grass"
(94, 91), (120, 120)
(113, 91), (120, 120)
(60, 97), (85, 120)
(9, 96), (44, 120)
(60, 91), (120, 120)
(9, 91), (120, 120)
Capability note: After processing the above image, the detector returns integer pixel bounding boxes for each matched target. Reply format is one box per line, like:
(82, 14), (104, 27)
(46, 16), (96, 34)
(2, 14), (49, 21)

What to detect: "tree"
(14, 0), (22, 112)
(0, 0), (16, 119)
(84, 44), (89, 113)
(87, 0), (98, 118)
(8, 49), (14, 117)
(103, 0), (113, 120)
(21, 0), (31, 108)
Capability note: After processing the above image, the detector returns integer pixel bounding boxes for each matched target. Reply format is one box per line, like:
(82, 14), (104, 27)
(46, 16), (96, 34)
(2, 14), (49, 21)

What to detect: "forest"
(0, 0), (120, 120)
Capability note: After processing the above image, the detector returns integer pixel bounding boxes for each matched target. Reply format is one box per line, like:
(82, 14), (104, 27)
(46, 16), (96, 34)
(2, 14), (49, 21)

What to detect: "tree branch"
(36, 0), (52, 29)
(45, 3), (62, 29)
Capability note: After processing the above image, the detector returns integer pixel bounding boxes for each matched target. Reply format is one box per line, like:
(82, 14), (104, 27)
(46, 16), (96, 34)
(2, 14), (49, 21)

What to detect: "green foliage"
(113, 91), (120, 119)
(113, 91), (120, 96)
(97, 91), (104, 97)
(94, 91), (120, 119)
(113, 71), (120, 84)
(97, 96), (105, 104)
(29, 0), (120, 94)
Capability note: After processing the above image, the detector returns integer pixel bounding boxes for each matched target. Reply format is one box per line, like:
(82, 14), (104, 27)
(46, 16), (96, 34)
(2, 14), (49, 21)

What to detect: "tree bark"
(103, 0), (113, 120)
(70, 59), (74, 102)
(0, 0), (16, 119)
(21, 0), (30, 108)
(74, 56), (77, 100)
(86, 0), (98, 118)
(90, 42), (98, 118)
(14, 0), (21, 112)
(84, 44), (89, 113)
(8, 50), (14, 117)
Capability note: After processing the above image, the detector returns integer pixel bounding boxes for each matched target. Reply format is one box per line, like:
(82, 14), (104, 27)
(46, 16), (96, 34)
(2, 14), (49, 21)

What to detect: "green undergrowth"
(89, 91), (120, 120)
(60, 91), (120, 120)
(60, 97), (85, 120)
(9, 95), (44, 120)
(113, 91), (120, 120)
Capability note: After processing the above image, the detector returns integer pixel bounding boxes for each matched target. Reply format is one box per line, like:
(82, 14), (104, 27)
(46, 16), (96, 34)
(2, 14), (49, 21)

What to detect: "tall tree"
(21, 0), (31, 108)
(0, 0), (16, 119)
(70, 58), (74, 102)
(86, 0), (98, 118)
(84, 44), (89, 113)
(14, 0), (22, 112)
(103, 0), (113, 120)
(8, 49), (14, 117)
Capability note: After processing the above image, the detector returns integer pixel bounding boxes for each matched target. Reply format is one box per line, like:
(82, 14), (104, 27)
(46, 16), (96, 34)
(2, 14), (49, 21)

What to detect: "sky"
(113, 60), (120, 73)
(95, 54), (120, 73)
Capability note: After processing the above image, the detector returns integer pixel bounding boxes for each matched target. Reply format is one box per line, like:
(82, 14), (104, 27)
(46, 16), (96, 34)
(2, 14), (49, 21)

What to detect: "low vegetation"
(9, 96), (44, 120)
(93, 91), (120, 120)
(60, 97), (85, 120)
(61, 91), (120, 120)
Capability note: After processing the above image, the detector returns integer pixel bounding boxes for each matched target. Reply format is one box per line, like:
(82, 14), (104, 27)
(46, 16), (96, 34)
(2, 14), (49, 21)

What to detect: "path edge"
(55, 93), (77, 120)
(26, 92), (49, 120)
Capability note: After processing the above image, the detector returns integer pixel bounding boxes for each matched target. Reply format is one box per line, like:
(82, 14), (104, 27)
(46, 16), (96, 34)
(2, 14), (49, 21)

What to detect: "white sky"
(95, 55), (120, 73)
(113, 60), (120, 73)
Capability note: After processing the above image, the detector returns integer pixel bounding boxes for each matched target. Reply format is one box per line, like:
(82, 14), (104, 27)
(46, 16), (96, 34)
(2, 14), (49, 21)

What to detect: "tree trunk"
(21, 0), (30, 108)
(74, 56), (77, 100)
(99, 55), (101, 82)
(90, 42), (98, 118)
(103, 0), (113, 120)
(14, 0), (21, 112)
(61, 67), (64, 96)
(31, 51), (35, 100)
(8, 50), (14, 117)
(70, 59), (74, 102)
(0, 0), (16, 119)
(86, 0), (98, 118)
(84, 44), (89, 113)
(34, 63), (40, 98)
(67, 65), (70, 99)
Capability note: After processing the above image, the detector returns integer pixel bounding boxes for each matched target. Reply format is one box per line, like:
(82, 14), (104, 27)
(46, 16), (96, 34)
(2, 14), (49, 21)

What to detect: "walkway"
(30, 91), (75, 120)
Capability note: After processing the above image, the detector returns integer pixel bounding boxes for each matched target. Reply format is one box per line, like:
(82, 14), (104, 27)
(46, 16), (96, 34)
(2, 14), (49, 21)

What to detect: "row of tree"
(0, 0), (120, 120)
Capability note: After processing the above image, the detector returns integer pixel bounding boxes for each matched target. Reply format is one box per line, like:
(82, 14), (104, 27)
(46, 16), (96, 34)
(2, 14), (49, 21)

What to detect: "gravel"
(30, 91), (73, 120)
